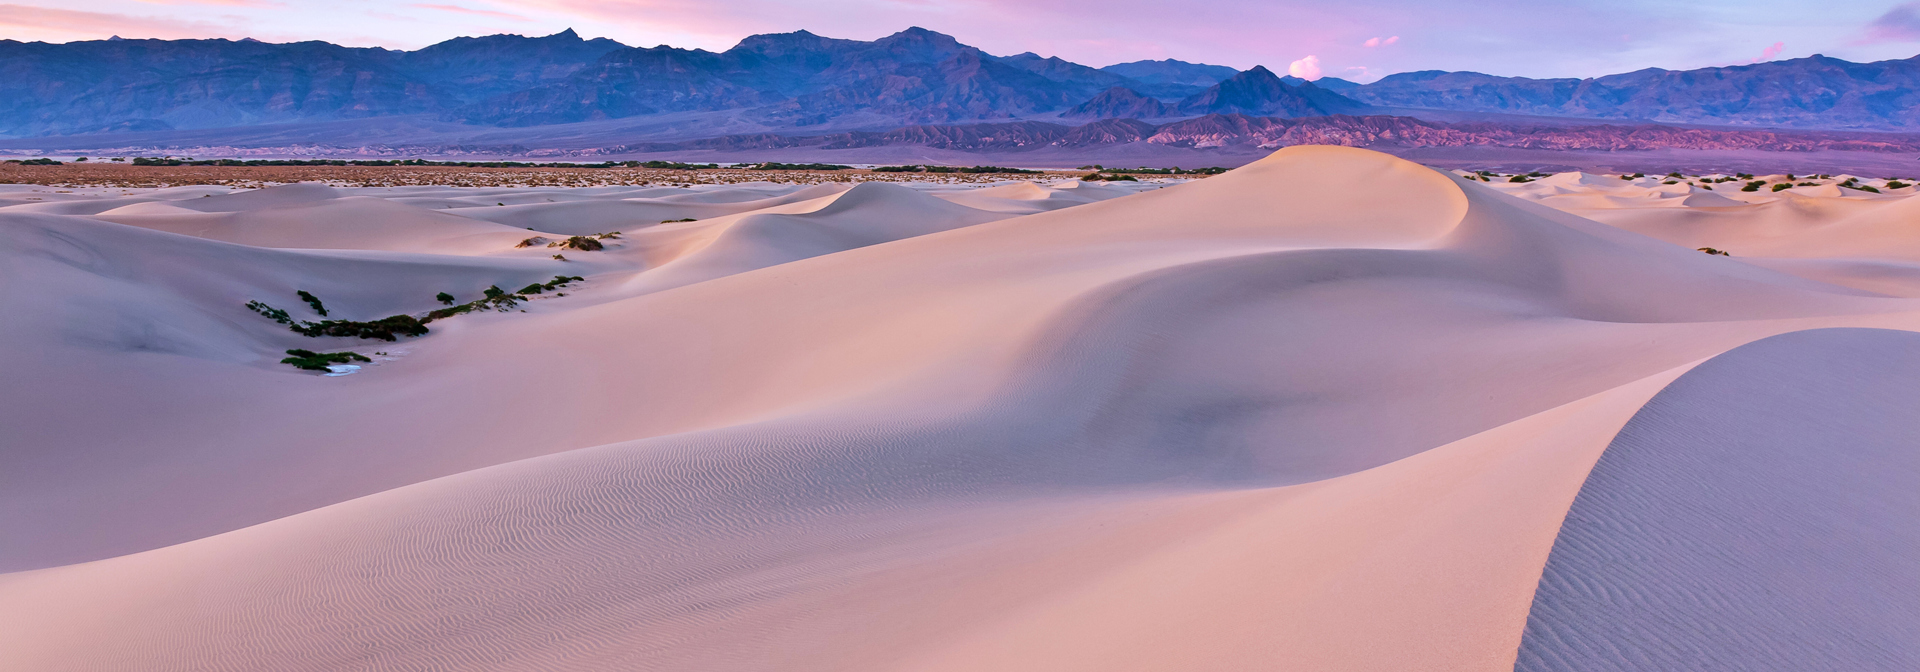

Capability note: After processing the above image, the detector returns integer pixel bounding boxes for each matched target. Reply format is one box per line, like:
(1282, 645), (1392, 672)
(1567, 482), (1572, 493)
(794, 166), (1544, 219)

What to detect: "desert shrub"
(747, 162), (852, 171)
(637, 160), (718, 170)
(661, 218), (698, 223)
(1697, 247), (1732, 256)
(1771, 183), (1792, 192)
(436, 292), (456, 305)
(591, 231), (621, 239)
(425, 304), (473, 321)
(518, 283), (546, 294)
(280, 348), (371, 371)
(516, 237), (548, 248)
(296, 290), (328, 316)
(292, 315), (429, 341)
(542, 275), (584, 290)
(1509, 175), (1532, 183)
(1887, 181), (1910, 189)
(1619, 174), (1633, 181)
(246, 301), (293, 324)
(1741, 181), (1765, 192)
(552, 254), (568, 261)
(547, 236), (603, 251)
(1102, 166), (1227, 175)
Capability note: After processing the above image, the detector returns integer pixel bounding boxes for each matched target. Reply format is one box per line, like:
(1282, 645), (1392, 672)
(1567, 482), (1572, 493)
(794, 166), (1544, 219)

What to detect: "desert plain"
(3, 146), (1918, 670)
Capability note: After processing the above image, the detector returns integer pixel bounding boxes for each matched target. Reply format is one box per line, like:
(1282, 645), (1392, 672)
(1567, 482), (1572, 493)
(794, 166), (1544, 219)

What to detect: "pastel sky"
(7, 0), (1920, 81)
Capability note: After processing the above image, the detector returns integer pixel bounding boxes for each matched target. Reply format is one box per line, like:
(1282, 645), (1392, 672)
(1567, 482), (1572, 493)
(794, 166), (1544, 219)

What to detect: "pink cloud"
(1362, 35), (1398, 48)
(1288, 54), (1321, 80)
(0, 4), (240, 41)
(1754, 41), (1784, 62)
(133, 0), (283, 7)
(411, 3), (534, 21)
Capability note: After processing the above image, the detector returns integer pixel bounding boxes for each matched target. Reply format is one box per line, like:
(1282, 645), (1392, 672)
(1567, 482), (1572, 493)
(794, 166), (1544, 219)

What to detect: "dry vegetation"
(0, 163), (1095, 188)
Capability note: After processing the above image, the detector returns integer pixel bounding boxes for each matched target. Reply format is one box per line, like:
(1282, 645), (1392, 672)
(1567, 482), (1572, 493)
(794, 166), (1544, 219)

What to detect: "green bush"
(1771, 183), (1792, 192)
(1697, 247), (1732, 256)
(296, 290), (328, 316)
(280, 349), (371, 371)
(1886, 181), (1909, 189)
(747, 162), (853, 171)
(1741, 181), (1765, 192)
(246, 301), (293, 324)
(548, 236), (603, 251)
(1509, 175), (1532, 183)
(436, 292), (456, 305)
(292, 315), (429, 341)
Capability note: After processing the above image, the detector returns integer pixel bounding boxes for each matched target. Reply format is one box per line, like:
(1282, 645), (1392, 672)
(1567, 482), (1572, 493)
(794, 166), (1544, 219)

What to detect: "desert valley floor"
(4, 146), (1919, 670)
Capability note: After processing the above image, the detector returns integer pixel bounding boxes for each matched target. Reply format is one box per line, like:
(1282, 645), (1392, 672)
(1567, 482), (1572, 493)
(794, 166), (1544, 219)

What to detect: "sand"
(3, 146), (1917, 670)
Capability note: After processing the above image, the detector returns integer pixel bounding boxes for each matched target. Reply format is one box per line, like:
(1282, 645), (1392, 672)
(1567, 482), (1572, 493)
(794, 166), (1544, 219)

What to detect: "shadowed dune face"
(1518, 327), (1920, 671)
(3, 148), (1920, 671)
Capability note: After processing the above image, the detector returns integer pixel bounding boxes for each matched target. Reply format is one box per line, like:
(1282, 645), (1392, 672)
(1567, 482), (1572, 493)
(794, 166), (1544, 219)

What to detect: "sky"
(6, 0), (1920, 82)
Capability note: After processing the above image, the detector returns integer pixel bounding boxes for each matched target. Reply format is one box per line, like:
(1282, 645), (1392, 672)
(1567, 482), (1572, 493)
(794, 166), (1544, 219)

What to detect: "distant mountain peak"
(1178, 65), (1366, 117)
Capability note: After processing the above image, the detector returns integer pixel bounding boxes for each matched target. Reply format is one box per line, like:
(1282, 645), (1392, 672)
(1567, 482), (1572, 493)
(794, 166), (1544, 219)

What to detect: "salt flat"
(3, 147), (1917, 671)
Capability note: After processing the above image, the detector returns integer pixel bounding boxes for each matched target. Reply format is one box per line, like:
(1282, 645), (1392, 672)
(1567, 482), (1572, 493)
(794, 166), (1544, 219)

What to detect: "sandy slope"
(3, 147), (1919, 671)
(1518, 328), (1920, 670)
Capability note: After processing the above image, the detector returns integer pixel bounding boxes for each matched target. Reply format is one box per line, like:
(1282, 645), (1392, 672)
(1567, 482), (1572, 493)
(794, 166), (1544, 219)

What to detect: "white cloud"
(1287, 54), (1322, 80)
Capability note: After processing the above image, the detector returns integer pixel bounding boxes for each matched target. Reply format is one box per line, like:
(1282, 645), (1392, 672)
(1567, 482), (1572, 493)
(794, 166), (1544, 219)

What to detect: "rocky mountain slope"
(1346, 54), (1920, 130)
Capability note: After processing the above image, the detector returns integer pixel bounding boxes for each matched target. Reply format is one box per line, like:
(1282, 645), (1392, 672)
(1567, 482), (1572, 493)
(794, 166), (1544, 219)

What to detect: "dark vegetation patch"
(1697, 247), (1733, 256)
(1081, 172), (1138, 182)
(747, 162), (852, 171)
(292, 314), (429, 341)
(873, 165), (1043, 174)
(661, 218), (698, 223)
(280, 348), (370, 371)
(247, 300), (292, 324)
(516, 236), (549, 248)
(423, 276), (582, 322)
(1075, 165), (1226, 175)
(546, 236), (603, 251)
(637, 160), (720, 170)
(253, 277), (589, 346)
(296, 290), (328, 316)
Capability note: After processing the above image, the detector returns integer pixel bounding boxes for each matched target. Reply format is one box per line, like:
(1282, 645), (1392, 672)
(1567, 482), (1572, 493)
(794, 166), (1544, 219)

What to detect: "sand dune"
(1518, 328), (1920, 670)
(4, 147), (1918, 670)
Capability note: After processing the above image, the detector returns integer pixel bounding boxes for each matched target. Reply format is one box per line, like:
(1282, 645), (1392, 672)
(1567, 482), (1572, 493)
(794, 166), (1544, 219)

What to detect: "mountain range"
(3, 27), (1920, 140)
